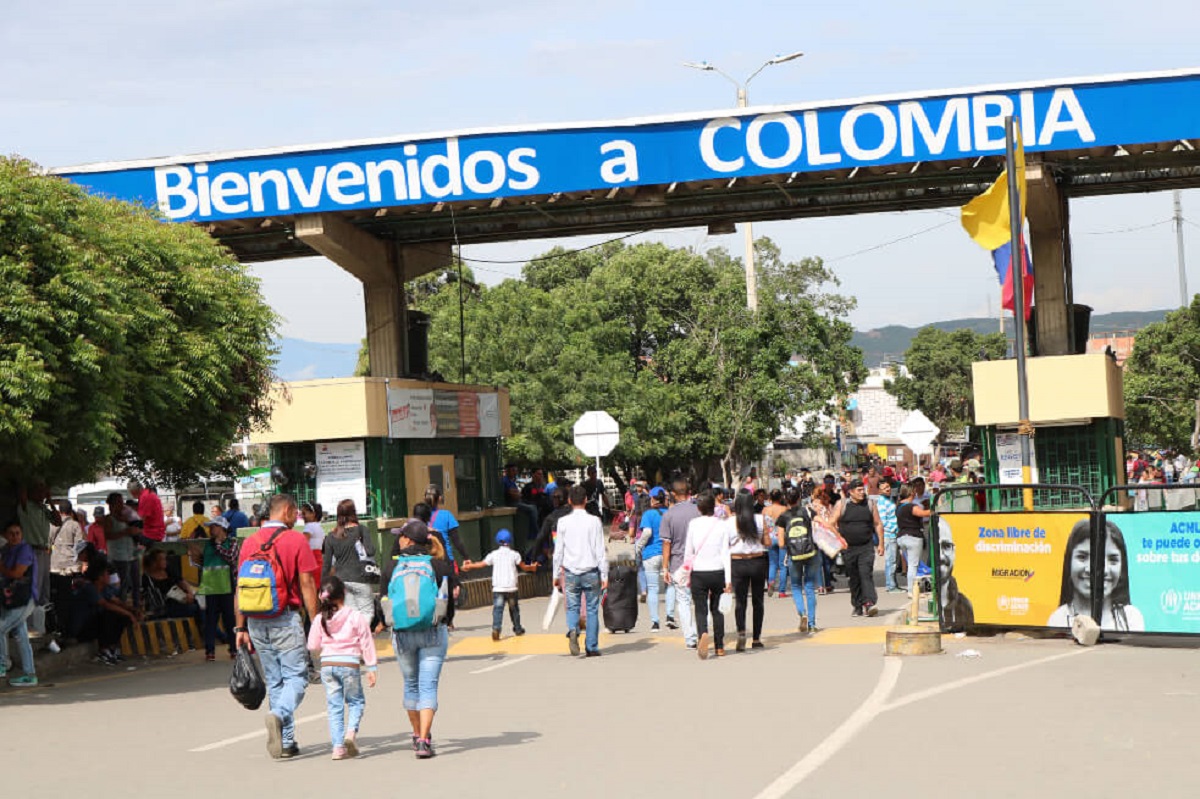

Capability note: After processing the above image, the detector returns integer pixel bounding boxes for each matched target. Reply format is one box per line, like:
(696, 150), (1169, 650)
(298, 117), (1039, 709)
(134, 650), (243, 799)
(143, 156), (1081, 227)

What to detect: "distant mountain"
(274, 338), (359, 381)
(854, 309), (1169, 367)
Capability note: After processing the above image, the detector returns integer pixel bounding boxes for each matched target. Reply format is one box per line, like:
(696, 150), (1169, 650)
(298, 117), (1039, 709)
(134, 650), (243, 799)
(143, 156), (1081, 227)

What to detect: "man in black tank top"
(831, 479), (884, 616)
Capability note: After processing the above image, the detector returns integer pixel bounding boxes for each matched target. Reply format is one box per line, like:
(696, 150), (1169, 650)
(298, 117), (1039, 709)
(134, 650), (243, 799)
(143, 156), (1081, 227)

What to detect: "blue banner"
(53, 69), (1200, 224)
(1107, 511), (1200, 634)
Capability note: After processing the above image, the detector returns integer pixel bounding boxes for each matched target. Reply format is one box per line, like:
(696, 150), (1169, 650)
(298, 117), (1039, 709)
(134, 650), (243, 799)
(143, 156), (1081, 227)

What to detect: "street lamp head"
(682, 60), (714, 71)
(770, 51), (804, 65)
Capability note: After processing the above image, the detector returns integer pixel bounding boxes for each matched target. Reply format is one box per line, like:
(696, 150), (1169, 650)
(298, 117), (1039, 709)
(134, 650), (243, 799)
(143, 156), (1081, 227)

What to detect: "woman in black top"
(322, 500), (377, 622)
(896, 485), (931, 596)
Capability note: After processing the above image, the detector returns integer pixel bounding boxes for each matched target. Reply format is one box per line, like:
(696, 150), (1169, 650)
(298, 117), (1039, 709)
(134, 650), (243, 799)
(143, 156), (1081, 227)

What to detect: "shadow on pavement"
(356, 730), (542, 758)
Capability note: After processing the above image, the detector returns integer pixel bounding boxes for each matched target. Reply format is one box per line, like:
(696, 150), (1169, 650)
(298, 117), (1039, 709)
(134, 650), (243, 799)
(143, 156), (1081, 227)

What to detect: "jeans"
(884, 536), (898, 590)
(791, 556), (821, 628)
(564, 569), (602, 653)
(203, 592), (235, 655)
(492, 591), (524, 633)
(393, 625), (448, 711)
(0, 598), (36, 676)
(113, 559), (141, 608)
(666, 569), (697, 644)
(321, 665), (365, 747)
(731, 556), (768, 640)
(343, 581), (374, 623)
(899, 536), (925, 592)
(248, 610), (309, 746)
(844, 544), (878, 610)
(690, 569), (727, 650)
(818, 550), (834, 589)
(642, 555), (662, 625)
(768, 546), (791, 592)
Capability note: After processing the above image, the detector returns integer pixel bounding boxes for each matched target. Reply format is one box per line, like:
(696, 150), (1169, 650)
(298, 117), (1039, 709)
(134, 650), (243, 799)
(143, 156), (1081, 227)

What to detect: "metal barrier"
(929, 483), (1095, 634)
(1096, 484), (1200, 637)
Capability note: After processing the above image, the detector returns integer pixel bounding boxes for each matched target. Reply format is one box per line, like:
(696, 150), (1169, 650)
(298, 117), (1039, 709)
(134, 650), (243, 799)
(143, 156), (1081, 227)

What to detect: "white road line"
(753, 657), (904, 799)
(470, 655), (535, 675)
(880, 648), (1091, 714)
(189, 711), (328, 753)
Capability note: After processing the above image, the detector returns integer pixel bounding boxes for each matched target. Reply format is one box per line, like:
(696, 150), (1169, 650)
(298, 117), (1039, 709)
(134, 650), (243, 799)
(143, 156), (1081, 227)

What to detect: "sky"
(5, 0), (1200, 371)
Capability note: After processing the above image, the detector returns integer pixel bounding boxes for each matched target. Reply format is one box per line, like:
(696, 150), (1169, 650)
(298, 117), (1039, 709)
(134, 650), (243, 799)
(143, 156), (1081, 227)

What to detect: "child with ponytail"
(307, 575), (378, 759)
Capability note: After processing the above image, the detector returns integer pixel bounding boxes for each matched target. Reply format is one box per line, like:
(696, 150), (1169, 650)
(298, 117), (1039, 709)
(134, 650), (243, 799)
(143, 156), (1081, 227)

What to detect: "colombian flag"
(961, 122), (1034, 320)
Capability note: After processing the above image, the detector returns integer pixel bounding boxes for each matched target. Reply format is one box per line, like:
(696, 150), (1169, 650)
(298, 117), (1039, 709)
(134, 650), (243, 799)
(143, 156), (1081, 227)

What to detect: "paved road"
(3, 572), (1197, 798)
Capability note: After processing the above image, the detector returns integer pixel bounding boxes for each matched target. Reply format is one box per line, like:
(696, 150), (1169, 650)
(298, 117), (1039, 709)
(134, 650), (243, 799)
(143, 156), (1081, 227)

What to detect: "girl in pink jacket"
(308, 576), (378, 760)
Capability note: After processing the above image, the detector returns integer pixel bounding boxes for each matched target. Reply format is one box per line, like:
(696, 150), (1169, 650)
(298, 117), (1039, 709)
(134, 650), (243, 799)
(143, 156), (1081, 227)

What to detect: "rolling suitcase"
(603, 563), (638, 633)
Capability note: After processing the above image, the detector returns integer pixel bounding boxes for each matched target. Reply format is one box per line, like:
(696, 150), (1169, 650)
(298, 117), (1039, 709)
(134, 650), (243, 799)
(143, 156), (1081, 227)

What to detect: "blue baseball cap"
(648, 486), (666, 499)
(496, 528), (513, 546)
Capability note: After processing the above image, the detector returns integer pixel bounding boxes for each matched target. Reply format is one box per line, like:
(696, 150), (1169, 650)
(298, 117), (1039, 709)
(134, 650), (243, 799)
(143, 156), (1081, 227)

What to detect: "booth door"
(405, 454), (458, 516)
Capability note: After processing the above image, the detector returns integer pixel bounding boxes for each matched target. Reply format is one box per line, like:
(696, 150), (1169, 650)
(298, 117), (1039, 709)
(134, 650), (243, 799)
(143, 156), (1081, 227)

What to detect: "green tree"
(413, 238), (864, 481)
(885, 326), (1008, 441)
(1124, 298), (1200, 453)
(0, 157), (279, 488)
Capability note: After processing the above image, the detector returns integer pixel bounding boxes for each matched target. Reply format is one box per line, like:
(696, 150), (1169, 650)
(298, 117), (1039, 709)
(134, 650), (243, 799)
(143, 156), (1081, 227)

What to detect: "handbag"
(1, 576), (32, 610)
(166, 584), (191, 604)
(353, 529), (382, 584)
(812, 522), (846, 558)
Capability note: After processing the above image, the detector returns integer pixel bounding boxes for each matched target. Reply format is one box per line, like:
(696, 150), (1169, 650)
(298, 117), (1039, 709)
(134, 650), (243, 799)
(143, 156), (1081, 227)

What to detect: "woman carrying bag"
(684, 491), (732, 660)
(727, 490), (771, 651)
(321, 500), (378, 622)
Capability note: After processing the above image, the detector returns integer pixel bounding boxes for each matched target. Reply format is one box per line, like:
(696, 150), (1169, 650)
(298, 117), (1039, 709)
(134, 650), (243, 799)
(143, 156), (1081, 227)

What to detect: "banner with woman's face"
(1108, 512), (1200, 634)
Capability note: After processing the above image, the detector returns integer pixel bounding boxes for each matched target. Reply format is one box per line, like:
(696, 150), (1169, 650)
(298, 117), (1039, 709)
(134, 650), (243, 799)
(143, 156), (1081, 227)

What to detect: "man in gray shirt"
(659, 478), (700, 648)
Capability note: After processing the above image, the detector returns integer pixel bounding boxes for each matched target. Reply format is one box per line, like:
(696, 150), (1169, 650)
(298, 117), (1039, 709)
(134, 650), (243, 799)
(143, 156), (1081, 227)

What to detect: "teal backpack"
(387, 554), (438, 631)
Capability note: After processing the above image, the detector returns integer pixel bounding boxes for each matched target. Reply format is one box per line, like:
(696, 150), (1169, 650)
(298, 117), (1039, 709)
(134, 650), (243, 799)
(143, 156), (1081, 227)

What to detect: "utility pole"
(1175, 190), (1188, 308)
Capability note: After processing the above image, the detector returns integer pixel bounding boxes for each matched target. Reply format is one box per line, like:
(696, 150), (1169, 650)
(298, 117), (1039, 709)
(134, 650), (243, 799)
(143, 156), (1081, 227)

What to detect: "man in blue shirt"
(223, 499), (250, 533)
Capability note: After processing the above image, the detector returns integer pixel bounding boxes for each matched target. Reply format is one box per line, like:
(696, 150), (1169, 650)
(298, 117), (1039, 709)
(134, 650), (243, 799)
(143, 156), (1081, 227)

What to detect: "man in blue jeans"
(553, 485), (609, 657)
(234, 494), (318, 759)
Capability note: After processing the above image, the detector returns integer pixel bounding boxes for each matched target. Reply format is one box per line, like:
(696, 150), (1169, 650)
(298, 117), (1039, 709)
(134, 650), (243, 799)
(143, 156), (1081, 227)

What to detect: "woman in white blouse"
(685, 491), (732, 660)
(728, 490), (772, 651)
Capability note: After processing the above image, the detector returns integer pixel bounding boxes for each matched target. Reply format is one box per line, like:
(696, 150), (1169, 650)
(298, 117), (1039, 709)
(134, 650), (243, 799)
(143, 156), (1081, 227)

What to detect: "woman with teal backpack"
(380, 518), (457, 759)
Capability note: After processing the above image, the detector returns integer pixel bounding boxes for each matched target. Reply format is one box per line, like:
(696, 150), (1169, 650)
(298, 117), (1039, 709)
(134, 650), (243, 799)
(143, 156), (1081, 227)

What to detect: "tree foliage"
(1124, 298), (1200, 453)
(412, 238), (865, 481)
(885, 326), (1008, 441)
(0, 157), (279, 488)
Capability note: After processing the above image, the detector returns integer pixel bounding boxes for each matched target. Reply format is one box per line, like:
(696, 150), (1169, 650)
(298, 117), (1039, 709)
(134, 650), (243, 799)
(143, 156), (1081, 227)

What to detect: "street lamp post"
(684, 51), (804, 311)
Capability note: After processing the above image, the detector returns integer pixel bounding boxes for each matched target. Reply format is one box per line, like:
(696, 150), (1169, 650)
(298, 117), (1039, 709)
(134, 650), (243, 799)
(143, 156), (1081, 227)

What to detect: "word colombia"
(152, 87), (1094, 221)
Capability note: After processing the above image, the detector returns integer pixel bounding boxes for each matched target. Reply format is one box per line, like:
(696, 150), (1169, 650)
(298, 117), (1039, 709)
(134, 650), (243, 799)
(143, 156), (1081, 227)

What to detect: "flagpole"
(1005, 115), (1034, 510)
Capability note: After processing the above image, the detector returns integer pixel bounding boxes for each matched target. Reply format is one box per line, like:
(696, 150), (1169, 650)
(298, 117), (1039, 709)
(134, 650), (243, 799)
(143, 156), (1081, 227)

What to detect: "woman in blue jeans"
(0, 521), (39, 687)
(381, 518), (457, 759)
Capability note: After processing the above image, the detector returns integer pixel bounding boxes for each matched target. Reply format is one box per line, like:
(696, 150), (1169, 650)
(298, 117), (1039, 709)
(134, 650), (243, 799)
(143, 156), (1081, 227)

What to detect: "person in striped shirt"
(875, 478), (901, 592)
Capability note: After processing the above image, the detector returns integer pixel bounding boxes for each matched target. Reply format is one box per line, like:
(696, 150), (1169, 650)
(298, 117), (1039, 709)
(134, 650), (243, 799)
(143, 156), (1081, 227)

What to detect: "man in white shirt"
(553, 485), (609, 657)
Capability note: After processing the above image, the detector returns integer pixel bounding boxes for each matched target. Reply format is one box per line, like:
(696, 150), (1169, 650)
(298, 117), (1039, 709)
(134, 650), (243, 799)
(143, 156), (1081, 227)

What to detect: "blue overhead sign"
(54, 69), (1200, 224)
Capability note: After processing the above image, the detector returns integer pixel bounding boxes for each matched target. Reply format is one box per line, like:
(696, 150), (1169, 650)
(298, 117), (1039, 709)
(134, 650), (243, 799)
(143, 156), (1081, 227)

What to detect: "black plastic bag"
(229, 645), (266, 711)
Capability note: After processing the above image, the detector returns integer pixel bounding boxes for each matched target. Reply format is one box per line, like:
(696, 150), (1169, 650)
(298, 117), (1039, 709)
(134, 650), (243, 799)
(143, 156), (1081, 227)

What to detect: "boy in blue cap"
(462, 529), (539, 641)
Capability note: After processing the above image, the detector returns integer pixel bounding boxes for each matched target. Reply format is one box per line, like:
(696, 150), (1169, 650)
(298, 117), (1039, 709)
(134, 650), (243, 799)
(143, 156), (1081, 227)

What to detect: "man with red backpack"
(234, 494), (319, 760)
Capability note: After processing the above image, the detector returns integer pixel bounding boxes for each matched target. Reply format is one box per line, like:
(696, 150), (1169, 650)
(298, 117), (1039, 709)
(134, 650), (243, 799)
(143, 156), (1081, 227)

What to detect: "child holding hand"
(307, 575), (378, 760)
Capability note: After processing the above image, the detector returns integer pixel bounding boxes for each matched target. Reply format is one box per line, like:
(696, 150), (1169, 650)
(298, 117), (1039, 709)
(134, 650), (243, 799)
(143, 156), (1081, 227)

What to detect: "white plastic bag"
(541, 587), (563, 631)
(718, 592), (734, 616)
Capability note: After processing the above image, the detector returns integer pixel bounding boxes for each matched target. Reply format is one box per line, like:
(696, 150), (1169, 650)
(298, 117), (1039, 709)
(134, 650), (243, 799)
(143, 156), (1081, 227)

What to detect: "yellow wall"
(250, 377), (511, 444)
(972, 353), (1124, 426)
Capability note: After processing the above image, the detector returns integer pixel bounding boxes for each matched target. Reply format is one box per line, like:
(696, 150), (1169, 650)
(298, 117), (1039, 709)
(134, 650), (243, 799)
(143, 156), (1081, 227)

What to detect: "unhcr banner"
(935, 512), (1089, 630)
(1105, 512), (1200, 634)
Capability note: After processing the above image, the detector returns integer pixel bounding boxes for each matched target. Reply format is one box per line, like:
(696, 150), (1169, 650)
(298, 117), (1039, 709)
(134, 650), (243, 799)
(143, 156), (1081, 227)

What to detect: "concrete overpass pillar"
(295, 214), (450, 377)
(1025, 164), (1072, 356)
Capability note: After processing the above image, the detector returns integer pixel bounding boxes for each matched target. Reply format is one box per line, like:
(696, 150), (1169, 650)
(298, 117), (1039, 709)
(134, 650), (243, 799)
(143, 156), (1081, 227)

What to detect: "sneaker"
(666, 617), (678, 630)
(810, 625), (821, 633)
(265, 714), (284, 759)
(751, 640), (765, 649)
(280, 744), (301, 759)
(8, 674), (38, 688)
(864, 602), (878, 617)
(851, 607), (864, 617)
(799, 615), (810, 633)
(650, 622), (660, 632)
(514, 628), (526, 636)
(567, 629), (580, 657)
(332, 746), (348, 761)
(585, 650), (602, 658)
(344, 732), (359, 758)
(491, 630), (501, 642)
(685, 641), (697, 649)
(411, 735), (420, 752)
(415, 738), (435, 759)
(205, 652), (216, 662)
(778, 591), (791, 598)
(697, 632), (710, 660)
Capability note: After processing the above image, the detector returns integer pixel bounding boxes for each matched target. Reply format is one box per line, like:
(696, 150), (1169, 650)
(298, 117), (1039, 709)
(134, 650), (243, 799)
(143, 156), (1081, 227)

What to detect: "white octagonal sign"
(896, 410), (940, 455)
(573, 411), (620, 457)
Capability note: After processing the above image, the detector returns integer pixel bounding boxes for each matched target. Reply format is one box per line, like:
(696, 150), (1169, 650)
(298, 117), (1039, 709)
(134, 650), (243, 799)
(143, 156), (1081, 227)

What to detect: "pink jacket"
(306, 606), (378, 670)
